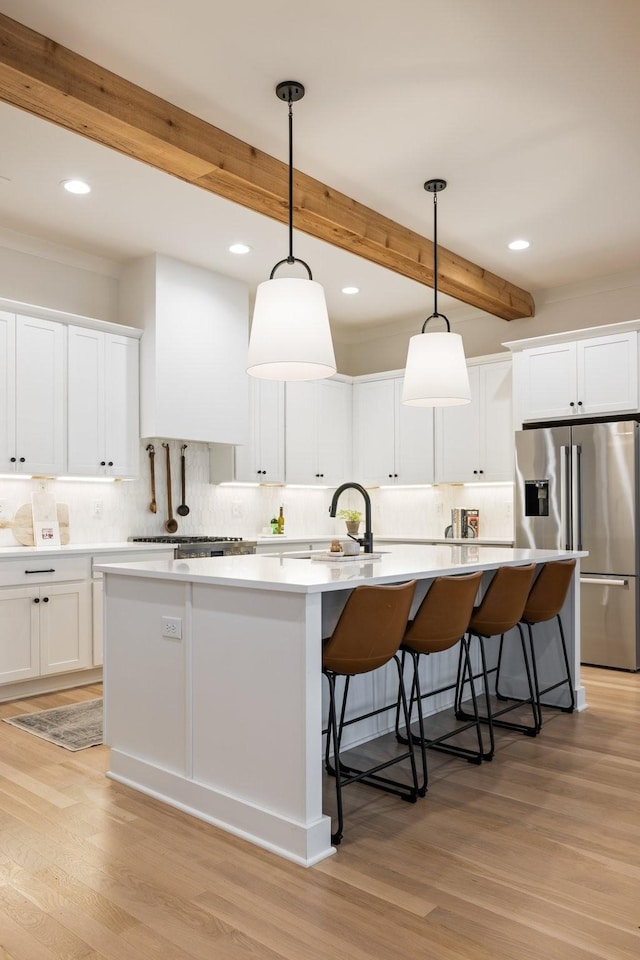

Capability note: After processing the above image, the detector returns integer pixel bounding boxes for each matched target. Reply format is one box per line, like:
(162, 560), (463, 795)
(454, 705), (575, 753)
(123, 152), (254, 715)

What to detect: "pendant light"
(247, 81), (336, 381)
(402, 179), (471, 406)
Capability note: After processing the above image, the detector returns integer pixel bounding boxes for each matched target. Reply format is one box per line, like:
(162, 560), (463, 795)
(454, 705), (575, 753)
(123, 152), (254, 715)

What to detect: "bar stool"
(323, 580), (418, 845)
(396, 570), (484, 794)
(456, 563), (538, 758)
(514, 558), (577, 731)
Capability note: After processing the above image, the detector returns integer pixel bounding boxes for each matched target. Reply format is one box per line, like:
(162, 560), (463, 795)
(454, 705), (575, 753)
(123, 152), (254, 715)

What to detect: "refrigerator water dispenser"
(524, 480), (549, 517)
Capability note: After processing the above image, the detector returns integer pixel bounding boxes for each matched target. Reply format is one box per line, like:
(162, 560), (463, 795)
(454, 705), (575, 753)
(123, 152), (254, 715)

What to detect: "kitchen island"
(97, 544), (585, 867)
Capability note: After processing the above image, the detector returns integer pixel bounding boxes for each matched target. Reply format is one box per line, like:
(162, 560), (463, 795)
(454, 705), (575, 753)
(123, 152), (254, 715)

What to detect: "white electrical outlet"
(0, 499), (8, 519)
(161, 616), (182, 639)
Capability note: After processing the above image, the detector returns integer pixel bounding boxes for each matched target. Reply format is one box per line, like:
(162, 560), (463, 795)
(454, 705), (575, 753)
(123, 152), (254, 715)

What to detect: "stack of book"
(450, 508), (479, 538)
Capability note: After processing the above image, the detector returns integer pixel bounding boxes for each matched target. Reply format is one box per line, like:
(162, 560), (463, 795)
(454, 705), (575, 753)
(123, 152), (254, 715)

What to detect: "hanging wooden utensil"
(146, 443), (157, 513)
(163, 443), (178, 533)
(177, 444), (190, 517)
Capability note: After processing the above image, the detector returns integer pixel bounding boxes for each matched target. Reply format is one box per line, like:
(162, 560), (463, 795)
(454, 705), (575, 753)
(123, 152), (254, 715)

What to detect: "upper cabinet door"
(315, 379), (352, 486)
(0, 311), (17, 472)
(577, 332), (638, 416)
(435, 360), (513, 483)
(68, 327), (140, 478)
(235, 379), (285, 483)
(353, 379), (396, 485)
(480, 360), (513, 482)
(285, 381), (317, 484)
(395, 378), (435, 484)
(520, 343), (577, 421)
(104, 335), (139, 478)
(435, 366), (480, 483)
(15, 315), (65, 475)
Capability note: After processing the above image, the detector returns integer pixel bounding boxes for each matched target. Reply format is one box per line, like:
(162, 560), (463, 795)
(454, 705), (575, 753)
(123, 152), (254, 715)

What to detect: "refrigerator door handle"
(560, 444), (572, 550)
(573, 444), (583, 551)
(580, 576), (629, 587)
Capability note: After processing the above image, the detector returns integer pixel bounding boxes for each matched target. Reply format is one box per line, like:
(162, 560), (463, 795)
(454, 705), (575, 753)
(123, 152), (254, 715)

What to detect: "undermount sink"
(263, 549), (388, 560)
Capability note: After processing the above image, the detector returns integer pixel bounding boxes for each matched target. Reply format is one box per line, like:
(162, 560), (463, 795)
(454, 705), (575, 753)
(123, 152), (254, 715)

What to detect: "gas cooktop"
(129, 536), (245, 543)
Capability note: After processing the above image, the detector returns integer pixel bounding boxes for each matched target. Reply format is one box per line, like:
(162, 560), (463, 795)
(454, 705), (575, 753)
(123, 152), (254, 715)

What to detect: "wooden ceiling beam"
(0, 13), (534, 320)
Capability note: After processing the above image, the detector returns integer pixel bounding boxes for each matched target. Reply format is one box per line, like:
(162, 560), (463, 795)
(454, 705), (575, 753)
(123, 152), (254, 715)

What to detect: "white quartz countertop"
(96, 544), (586, 594)
(0, 541), (176, 560)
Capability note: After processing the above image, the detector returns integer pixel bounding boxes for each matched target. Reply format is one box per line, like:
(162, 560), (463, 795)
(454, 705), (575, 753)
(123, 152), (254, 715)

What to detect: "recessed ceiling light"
(62, 179), (91, 195)
(341, 286), (360, 295)
(508, 239), (530, 251)
(229, 243), (252, 255)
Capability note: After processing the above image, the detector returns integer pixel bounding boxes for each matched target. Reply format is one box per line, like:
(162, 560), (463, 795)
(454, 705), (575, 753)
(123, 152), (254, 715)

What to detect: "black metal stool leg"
(323, 670), (344, 845)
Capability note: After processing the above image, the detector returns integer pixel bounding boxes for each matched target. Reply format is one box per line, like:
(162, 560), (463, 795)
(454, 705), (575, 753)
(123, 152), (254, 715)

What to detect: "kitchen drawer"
(0, 556), (91, 587)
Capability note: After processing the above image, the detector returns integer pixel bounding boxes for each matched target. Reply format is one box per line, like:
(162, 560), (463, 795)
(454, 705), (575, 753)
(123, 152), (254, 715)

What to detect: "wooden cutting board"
(0, 503), (70, 546)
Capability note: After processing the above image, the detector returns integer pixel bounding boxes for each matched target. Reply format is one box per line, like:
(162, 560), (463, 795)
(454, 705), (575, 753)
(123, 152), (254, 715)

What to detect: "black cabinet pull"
(108, 461), (114, 467)
(33, 597), (40, 604)
(569, 401), (575, 407)
(388, 474), (393, 478)
(19, 457), (25, 463)
(10, 457), (16, 463)
(43, 596), (49, 603)
(577, 401), (583, 407)
(100, 461), (106, 466)
(25, 568), (55, 575)
(479, 469), (484, 474)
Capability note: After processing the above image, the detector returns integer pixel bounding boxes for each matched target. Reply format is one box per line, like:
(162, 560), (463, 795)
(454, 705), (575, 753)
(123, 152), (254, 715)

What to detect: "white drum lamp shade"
(402, 330), (471, 406)
(247, 277), (336, 381)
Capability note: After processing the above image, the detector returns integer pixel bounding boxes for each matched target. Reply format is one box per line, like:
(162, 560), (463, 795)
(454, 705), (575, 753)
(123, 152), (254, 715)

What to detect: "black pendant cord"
(421, 187), (450, 333)
(269, 90), (313, 281)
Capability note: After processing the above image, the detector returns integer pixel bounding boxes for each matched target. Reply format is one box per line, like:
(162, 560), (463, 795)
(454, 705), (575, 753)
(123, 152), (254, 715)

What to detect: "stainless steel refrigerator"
(515, 419), (640, 670)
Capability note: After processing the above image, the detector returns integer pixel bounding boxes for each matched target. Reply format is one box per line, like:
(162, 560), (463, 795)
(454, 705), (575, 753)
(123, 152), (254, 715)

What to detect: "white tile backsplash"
(0, 440), (514, 546)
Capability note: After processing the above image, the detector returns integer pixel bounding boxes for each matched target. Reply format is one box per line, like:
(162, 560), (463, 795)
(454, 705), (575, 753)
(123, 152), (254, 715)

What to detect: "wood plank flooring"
(0, 668), (638, 959)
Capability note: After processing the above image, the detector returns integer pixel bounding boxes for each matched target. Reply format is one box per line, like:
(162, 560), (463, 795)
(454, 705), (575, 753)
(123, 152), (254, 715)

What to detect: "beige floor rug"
(3, 698), (103, 750)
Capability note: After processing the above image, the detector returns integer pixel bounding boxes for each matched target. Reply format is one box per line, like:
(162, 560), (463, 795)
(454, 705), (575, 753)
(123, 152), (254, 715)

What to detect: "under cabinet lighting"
(58, 476), (118, 483)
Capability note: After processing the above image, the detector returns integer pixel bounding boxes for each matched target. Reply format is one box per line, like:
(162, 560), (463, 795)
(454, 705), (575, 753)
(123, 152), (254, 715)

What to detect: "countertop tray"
(310, 552), (383, 562)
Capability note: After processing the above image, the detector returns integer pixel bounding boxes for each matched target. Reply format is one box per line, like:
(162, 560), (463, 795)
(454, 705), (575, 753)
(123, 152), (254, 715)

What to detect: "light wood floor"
(0, 667), (638, 960)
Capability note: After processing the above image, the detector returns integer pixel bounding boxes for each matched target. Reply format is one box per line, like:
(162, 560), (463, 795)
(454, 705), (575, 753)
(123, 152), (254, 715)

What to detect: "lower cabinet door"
(39, 581), (92, 675)
(0, 586), (40, 683)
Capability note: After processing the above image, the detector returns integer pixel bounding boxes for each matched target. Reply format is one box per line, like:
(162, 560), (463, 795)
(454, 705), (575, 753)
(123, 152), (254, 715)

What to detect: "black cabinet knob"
(43, 596), (49, 603)
(479, 469), (484, 474)
(33, 597), (40, 604)
(473, 469), (478, 474)
(108, 461), (114, 467)
(569, 401), (575, 407)
(394, 473), (398, 478)
(10, 457), (16, 463)
(388, 474), (393, 478)
(100, 461), (106, 466)
(577, 401), (583, 407)
(19, 457), (25, 463)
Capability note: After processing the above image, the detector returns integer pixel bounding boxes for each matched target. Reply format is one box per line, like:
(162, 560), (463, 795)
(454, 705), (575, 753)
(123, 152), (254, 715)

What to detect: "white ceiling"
(0, 0), (639, 341)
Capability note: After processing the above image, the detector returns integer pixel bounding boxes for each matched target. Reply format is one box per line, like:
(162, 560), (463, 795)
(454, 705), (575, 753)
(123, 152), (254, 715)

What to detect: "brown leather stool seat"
(516, 558), (576, 731)
(396, 571), (484, 794)
(456, 563), (538, 758)
(322, 580), (418, 846)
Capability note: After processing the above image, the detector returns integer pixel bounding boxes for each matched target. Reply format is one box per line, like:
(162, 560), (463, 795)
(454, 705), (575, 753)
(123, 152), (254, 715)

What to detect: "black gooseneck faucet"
(329, 482), (373, 554)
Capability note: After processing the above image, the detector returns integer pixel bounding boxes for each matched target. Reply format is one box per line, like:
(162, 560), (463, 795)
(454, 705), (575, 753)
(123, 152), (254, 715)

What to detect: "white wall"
(0, 228), (120, 324)
(339, 268), (640, 376)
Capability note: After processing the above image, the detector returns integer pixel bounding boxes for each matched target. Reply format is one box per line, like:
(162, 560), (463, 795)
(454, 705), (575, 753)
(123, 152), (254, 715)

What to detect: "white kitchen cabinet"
(67, 325), (140, 477)
(285, 378), (352, 485)
(227, 378), (284, 483)
(0, 311), (65, 475)
(519, 332), (638, 422)
(354, 376), (434, 485)
(0, 580), (91, 683)
(435, 358), (513, 483)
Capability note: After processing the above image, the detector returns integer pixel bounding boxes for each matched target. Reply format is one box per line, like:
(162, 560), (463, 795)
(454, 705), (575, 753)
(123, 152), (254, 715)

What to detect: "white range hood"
(119, 253), (249, 445)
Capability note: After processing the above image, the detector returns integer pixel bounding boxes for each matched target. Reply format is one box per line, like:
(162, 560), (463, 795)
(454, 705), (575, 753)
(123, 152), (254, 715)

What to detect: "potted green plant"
(338, 508), (363, 537)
